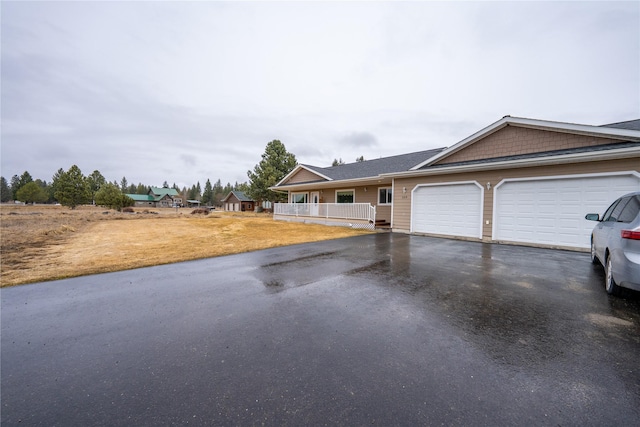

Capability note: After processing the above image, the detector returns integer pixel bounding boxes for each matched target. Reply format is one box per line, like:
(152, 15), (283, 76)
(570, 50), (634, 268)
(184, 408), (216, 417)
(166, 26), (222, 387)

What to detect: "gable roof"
(601, 119), (640, 131)
(126, 194), (155, 202)
(149, 187), (180, 197)
(222, 190), (253, 202)
(276, 148), (445, 187)
(411, 116), (640, 170)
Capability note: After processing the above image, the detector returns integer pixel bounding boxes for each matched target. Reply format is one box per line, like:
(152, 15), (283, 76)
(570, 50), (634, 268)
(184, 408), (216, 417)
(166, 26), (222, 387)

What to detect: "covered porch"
(274, 203), (378, 230)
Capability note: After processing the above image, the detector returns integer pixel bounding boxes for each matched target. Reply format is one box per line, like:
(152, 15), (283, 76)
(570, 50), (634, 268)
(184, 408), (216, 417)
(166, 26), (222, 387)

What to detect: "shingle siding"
(285, 169), (327, 185)
(435, 126), (621, 165)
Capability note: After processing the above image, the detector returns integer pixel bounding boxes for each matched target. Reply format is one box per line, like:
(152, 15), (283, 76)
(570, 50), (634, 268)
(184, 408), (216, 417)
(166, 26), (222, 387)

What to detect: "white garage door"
(412, 182), (483, 238)
(494, 173), (640, 249)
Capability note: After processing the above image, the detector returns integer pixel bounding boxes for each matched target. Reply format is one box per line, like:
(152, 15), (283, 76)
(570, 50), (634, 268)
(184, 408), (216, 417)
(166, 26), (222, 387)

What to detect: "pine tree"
(50, 168), (65, 201)
(10, 175), (20, 200)
(16, 182), (48, 204)
(120, 177), (128, 193)
(247, 140), (297, 203)
(86, 170), (106, 204)
(10, 171), (33, 200)
(202, 179), (214, 206)
(1, 176), (12, 202)
(95, 182), (134, 212)
(54, 165), (90, 209)
(136, 183), (147, 194)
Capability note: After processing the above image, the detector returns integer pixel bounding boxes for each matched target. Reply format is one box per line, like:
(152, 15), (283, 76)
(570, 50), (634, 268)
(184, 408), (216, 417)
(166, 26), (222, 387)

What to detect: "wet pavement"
(2, 233), (640, 426)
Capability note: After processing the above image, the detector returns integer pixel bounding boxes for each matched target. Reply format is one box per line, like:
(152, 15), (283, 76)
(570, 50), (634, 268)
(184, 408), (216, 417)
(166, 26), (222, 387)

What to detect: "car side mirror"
(585, 213), (600, 221)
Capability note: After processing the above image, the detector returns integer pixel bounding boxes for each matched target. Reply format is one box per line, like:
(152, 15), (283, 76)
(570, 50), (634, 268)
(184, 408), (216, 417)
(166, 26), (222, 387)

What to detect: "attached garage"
(389, 116), (640, 250)
(493, 173), (640, 249)
(412, 182), (483, 239)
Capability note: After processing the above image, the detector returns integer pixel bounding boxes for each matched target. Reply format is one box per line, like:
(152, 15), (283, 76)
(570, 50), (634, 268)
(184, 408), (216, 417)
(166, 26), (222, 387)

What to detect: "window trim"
(378, 187), (392, 205)
(335, 189), (355, 204)
(291, 192), (308, 203)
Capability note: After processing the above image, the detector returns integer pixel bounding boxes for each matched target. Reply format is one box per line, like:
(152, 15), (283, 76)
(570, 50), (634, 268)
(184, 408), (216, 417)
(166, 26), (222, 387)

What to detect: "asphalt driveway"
(2, 234), (640, 426)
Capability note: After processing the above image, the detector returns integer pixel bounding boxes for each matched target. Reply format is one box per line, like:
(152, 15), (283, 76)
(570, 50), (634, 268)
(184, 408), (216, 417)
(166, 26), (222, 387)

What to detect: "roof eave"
(410, 116), (640, 170)
(386, 146), (640, 179)
(275, 165), (333, 187)
(269, 175), (393, 192)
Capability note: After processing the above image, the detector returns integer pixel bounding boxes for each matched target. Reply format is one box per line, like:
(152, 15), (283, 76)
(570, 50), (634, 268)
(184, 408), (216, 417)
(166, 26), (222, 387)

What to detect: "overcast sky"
(2, 1), (638, 189)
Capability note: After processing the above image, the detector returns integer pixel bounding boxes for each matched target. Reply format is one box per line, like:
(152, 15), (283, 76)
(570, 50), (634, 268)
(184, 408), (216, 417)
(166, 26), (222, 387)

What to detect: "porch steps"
(375, 219), (391, 230)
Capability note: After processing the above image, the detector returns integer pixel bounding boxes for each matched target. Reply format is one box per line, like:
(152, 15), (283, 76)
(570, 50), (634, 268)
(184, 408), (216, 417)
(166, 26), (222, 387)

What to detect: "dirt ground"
(0, 204), (371, 287)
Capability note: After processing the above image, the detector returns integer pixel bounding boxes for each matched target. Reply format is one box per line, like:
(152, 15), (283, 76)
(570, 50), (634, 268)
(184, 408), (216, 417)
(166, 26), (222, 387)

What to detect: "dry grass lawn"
(1, 204), (371, 287)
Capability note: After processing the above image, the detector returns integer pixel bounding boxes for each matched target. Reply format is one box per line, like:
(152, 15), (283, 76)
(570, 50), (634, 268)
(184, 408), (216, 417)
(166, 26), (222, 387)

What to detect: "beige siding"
(283, 168), (327, 185)
(282, 185), (391, 221)
(393, 157), (640, 238)
(436, 126), (622, 165)
(355, 187), (377, 205)
(376, 205), (392, 223)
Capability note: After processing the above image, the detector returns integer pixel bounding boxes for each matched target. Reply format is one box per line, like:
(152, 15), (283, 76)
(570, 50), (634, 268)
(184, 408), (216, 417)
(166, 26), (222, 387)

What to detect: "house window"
(291, 193), (308, 203)
(336, 190), (354, 203)
(378, 187), (392, 205)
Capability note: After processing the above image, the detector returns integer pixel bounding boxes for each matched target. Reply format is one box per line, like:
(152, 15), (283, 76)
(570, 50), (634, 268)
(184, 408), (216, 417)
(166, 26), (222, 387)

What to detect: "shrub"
(122, 207), (134, 213)
(95, 183), (135, 212)
(190, 208), (210, 215)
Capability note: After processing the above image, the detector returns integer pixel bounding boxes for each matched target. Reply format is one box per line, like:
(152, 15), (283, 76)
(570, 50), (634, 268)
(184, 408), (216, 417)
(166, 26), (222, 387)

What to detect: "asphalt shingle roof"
(600, 119), (640, 131)
(226, 191), (253, 202)
(300, 148), (445, 182)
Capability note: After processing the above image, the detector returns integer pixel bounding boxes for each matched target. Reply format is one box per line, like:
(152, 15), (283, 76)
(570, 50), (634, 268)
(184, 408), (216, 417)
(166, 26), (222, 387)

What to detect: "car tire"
(590, 237), (599, 265)
(605, 255), (622, 296)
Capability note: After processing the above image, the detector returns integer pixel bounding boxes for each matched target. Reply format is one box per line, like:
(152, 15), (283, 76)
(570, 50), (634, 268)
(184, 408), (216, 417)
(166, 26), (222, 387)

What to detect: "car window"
(602, 199), (622, 221)
(618, 195), (640, 223)
(605, 197), (630, 222)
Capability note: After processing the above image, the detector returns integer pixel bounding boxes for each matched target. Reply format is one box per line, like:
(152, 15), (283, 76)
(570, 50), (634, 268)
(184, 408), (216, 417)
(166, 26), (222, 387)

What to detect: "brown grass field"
(0, 204), (371, 287)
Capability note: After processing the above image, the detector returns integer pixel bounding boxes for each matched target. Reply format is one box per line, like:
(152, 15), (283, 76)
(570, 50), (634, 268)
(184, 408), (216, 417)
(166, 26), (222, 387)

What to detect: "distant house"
(222, 191), (254, 212)
(126, 187), (183, 208)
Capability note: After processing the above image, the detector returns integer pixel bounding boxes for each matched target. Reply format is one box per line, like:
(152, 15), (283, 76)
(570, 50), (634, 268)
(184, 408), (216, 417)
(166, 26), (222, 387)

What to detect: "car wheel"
(605, 255), (621, 296)
(590, 238), (599, 265)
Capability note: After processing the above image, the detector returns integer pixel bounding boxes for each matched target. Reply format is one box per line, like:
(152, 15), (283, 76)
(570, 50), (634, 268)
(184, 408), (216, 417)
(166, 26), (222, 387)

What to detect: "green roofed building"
(126, 187), (183, 208)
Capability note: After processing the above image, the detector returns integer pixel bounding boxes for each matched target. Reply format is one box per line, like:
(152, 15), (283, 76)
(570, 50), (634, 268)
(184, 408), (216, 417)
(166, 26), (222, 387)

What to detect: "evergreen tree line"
(0, 166), (249, 210)
(3, 139), (303, 210)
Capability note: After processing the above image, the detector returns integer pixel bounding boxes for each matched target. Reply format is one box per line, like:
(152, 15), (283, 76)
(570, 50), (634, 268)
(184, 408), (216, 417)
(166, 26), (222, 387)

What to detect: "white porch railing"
(274, 203), (376, 223)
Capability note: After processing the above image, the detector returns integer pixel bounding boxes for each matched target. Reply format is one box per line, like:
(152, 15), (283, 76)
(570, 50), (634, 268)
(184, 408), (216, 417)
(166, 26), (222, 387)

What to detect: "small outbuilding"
(222, 191), (255, 212)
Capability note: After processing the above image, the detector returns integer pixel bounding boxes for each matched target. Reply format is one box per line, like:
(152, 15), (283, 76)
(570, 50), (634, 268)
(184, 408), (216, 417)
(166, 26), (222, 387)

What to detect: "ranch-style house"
(271, 115), (640, 251)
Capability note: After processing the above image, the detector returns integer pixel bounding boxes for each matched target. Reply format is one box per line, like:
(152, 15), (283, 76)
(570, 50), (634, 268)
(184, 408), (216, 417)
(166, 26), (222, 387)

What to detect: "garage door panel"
(494, 174), (640, 248)
(412, 183), (482, 239)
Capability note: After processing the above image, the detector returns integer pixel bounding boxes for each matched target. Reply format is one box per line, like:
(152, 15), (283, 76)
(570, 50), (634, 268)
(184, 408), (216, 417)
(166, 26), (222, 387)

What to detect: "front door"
(310, 191), (320, 216)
